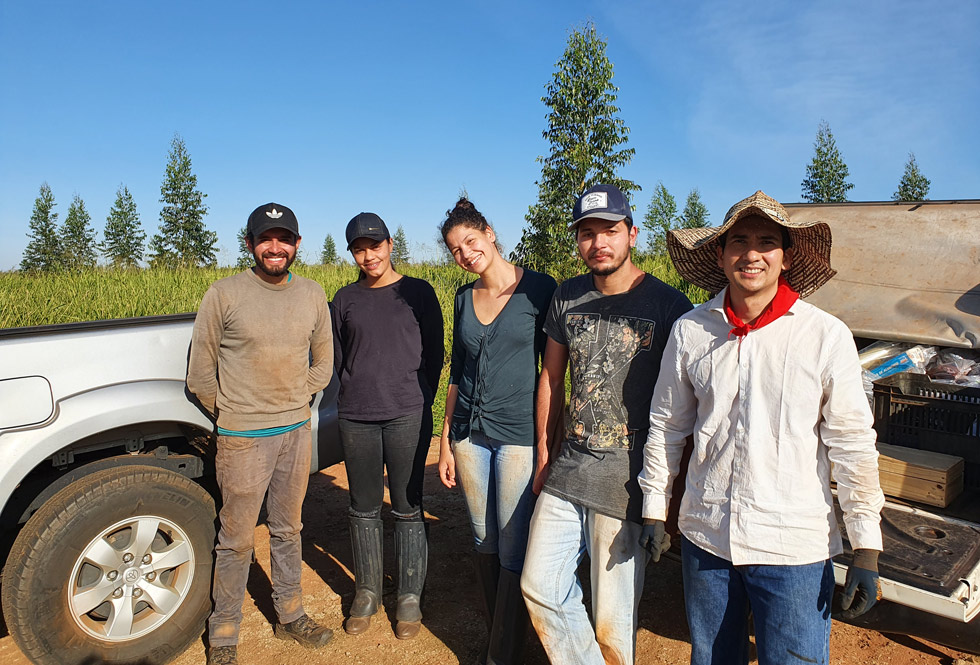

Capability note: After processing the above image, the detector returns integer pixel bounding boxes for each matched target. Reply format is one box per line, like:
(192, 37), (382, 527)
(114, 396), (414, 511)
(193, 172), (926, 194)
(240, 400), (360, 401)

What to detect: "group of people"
(186, 185), (885, 665)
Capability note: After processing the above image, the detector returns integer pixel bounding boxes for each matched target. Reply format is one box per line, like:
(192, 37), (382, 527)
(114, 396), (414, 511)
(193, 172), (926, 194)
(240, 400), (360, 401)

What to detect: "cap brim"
(567, 213), (630, 231)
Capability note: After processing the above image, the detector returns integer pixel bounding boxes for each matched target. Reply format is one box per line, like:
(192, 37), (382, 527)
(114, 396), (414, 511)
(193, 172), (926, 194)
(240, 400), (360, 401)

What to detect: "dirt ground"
(0, 443), (976, 665)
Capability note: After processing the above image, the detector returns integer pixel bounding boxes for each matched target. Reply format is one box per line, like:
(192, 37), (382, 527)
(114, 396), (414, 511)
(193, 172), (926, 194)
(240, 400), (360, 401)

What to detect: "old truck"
(789, 199), (980, 652)
(0, 314), (342, 665)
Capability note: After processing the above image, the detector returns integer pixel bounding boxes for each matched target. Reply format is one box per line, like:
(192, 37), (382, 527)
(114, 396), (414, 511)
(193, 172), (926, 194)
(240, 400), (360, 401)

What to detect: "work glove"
(638, 519), (671, 563)
(837, 548), (881, 620)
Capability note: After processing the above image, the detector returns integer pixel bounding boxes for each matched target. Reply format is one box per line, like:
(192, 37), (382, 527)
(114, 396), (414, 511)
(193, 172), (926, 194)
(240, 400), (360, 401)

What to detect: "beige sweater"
(186, 269), (333, 431)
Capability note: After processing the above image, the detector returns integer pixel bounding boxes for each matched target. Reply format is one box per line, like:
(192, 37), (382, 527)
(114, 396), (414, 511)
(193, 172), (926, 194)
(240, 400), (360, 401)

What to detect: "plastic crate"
(872, 373), (980, 488)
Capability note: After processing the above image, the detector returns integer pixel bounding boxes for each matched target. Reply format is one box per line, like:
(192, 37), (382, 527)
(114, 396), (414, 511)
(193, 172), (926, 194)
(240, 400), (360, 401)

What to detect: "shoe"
(486, 568), (530, 665)
(206, 645), (238, 665)
(393, 519), (427, 640)
(345, 516), (384, 635)
(274, 613), (334, 649)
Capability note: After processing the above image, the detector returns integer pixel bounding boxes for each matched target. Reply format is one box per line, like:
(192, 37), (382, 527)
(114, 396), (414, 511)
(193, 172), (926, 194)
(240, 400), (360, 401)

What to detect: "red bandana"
(724, 276), (799, 338)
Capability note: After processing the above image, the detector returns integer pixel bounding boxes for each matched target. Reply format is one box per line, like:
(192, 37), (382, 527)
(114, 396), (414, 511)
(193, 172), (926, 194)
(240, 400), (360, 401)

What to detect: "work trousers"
(209, 423), (312, 647)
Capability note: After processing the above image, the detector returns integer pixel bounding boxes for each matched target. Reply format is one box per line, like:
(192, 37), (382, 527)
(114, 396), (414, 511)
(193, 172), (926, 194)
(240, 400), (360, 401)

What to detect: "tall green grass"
(0, 257), (705, 426)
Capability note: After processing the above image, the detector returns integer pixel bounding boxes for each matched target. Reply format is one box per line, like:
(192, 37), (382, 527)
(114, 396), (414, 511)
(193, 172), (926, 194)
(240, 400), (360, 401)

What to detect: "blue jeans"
(682, 537), (834, 665)
(452, 431), (536, 572)
(520, 492), (648, 665)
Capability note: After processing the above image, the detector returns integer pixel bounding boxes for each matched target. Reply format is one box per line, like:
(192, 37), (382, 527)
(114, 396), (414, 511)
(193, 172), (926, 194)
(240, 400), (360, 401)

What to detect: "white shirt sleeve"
(820, 322), (885, 551)
(641, 320), (699, 521)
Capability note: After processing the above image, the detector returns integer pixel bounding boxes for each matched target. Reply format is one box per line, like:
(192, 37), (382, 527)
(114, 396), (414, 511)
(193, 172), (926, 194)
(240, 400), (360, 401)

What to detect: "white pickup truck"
(0, 314), (342, 665)
(1, 200), (978, 665)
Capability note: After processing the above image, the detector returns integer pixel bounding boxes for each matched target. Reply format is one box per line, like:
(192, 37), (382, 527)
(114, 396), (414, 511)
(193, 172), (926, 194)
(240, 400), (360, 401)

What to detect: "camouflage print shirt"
(542, 273), (692, 522)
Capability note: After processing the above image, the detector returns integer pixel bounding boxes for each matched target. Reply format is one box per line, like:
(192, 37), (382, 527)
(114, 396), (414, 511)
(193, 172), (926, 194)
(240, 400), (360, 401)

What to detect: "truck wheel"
(1, 465), (216, 665)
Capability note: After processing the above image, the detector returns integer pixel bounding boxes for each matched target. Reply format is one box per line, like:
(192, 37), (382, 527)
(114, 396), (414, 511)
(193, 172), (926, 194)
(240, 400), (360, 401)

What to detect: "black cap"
(345, 212), (390, 250)
(569, 184), (632, 231)
(247, 203), (300, 238)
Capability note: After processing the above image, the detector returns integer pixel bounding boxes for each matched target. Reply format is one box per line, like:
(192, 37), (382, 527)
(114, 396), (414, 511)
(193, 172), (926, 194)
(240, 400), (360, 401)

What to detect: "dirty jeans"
(520, 491), (648, 665)
(339, 410), (431, 519)
(452, 431), (536, 572)
(682, 537), (834, 665)
(209, 423), (312, 647)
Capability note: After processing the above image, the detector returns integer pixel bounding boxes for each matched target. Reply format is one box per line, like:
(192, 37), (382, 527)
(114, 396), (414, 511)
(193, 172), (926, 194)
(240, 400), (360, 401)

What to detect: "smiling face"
(444, 224), (498, 275)
(350, 236), (394, 281)
(716, 215), (793, 301)
(247, 227), (300, 283)
(575, 217), (637, 277)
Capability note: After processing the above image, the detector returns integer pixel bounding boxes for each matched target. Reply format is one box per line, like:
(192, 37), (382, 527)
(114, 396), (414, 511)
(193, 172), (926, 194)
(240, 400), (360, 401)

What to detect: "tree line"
(21, 24), (933, 277)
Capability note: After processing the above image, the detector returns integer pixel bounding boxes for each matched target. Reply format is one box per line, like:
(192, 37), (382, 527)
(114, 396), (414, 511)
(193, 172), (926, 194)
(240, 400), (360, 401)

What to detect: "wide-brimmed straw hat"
(666, 190), (836, 298)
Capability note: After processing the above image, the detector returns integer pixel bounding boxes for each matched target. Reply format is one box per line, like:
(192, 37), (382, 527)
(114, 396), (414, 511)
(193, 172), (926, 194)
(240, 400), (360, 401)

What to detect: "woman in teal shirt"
(437, 197), (556, 665)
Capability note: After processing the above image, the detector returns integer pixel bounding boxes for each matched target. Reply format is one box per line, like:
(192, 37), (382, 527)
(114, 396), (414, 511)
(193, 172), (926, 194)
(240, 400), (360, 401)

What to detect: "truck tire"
(1, 465), (216, 665)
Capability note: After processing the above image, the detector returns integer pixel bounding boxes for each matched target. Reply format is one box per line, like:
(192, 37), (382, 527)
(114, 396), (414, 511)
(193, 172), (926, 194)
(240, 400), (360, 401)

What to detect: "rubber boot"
(486, 568), (530, 665)
(473, 552), (501, 663)
(393, 519), (427, 640)
(345, 516), (383, 635)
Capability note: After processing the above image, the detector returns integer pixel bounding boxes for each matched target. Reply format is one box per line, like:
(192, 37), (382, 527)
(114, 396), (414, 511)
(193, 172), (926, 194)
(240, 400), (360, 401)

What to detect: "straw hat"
(666, 190), (836, 298)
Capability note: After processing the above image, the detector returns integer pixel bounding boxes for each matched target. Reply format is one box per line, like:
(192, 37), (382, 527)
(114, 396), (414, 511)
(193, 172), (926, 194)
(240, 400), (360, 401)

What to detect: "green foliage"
(893, 152), (931, 201)
(391, 225), (411, 265)
(235, 226), (252, 269)
(60, 194), (98, 271)
(511, 23), (639, 282)
(101, 184), (145, 268)
(801, 120), (854, 203)
(642, 182), (678, 255)
(321, 234), (339, 264)
(148, 134), (217, 268)
(680, 188), (710, 229)
(20, 182), (62, 272)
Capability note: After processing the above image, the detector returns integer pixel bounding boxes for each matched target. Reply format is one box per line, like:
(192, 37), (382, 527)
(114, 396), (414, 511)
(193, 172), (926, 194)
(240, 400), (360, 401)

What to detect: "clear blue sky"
(2, 0), (977, 270)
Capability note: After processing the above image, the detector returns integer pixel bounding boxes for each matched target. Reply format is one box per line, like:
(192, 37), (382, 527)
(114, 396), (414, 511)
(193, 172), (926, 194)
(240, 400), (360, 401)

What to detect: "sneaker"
(206, 645), (238, 665)
(274, 613), (334, 649)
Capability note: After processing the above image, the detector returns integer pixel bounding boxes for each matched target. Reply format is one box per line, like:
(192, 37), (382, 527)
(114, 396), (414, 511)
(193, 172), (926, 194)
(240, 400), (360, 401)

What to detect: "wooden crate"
(877, 442), (965, 507)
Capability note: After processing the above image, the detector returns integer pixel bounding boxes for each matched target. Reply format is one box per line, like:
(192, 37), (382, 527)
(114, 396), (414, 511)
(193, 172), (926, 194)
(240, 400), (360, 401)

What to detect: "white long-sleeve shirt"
(640, 291), (883, 566)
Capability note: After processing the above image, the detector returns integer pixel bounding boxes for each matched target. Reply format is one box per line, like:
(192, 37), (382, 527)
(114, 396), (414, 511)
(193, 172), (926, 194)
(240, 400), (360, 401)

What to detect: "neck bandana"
(725, 276), (799, 338)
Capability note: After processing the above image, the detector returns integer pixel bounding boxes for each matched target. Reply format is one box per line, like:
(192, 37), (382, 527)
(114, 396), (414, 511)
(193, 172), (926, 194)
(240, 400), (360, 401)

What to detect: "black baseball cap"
(345, 212), (390, 250)
(569, 184), (632, 231)
(247, 203), (300, 238)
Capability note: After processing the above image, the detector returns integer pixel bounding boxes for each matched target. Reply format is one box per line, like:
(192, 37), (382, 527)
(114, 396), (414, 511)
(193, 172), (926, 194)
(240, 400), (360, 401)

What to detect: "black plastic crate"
(872, 373), (980, 488)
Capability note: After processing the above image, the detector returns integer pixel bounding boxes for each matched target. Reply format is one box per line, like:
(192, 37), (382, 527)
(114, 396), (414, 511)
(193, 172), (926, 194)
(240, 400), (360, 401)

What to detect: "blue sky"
(1, 0), (977, 270)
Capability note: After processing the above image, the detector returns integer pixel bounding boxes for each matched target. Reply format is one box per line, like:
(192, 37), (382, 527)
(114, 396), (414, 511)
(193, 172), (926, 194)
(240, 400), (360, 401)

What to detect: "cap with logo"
(247, 203), (300, 238)
(345, 212), (391, 250)
(569, 184), (633, 231)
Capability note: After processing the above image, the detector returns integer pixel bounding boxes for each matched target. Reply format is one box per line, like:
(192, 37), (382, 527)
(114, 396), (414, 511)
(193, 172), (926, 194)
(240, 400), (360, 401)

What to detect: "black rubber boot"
(486, 568), (530, 665)
(345, 516), (383, 635)
(473, 552), (501, 663)
(393, 519), (427, 640)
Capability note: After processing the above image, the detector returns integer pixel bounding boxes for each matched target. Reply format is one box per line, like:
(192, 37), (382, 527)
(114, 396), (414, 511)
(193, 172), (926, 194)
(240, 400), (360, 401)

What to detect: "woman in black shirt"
(331, 213), (443, 640)
(437, 198), (556, 663)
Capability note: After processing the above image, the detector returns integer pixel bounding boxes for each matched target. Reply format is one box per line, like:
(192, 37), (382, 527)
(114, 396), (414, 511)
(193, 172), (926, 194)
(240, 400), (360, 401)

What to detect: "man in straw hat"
(520, 184), (693, 664)
(638, 190), (884, 664)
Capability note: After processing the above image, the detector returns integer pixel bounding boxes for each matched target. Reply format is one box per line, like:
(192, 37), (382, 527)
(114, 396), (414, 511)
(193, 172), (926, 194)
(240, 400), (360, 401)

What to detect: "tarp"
(786, 200), (980, 349)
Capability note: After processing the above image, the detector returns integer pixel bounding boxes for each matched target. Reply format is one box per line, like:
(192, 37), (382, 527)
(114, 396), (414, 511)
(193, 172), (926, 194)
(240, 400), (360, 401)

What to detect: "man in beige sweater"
(187, 203), (334, 665)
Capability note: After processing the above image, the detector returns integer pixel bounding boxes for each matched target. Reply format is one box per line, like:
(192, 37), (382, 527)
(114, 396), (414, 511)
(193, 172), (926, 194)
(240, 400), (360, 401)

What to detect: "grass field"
(0, 255), (707, 425)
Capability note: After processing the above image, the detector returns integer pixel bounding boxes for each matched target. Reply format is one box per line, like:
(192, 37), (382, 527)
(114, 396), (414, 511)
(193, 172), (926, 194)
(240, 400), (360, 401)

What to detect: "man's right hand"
(639, 519), (670, 562)
(437, 439), (456, 489)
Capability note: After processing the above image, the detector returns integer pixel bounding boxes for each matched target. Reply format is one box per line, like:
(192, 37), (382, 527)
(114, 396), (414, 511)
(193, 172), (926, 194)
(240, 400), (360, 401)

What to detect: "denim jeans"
(340, 410), (432, 518)
(209, 423), (312, 647)
(682, 537), (834, 665)
(520, 491), (648, 665)
(452, 431), (536, 572)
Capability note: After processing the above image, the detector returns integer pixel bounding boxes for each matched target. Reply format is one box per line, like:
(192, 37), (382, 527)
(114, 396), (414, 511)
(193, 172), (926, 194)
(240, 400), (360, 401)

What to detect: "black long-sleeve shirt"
(331, 276), (444, 421)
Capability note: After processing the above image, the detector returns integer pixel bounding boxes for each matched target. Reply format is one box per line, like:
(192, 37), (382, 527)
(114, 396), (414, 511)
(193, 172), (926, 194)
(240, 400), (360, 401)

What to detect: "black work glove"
(639, 519), (670, 563)
(837, 548), (881, 620)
